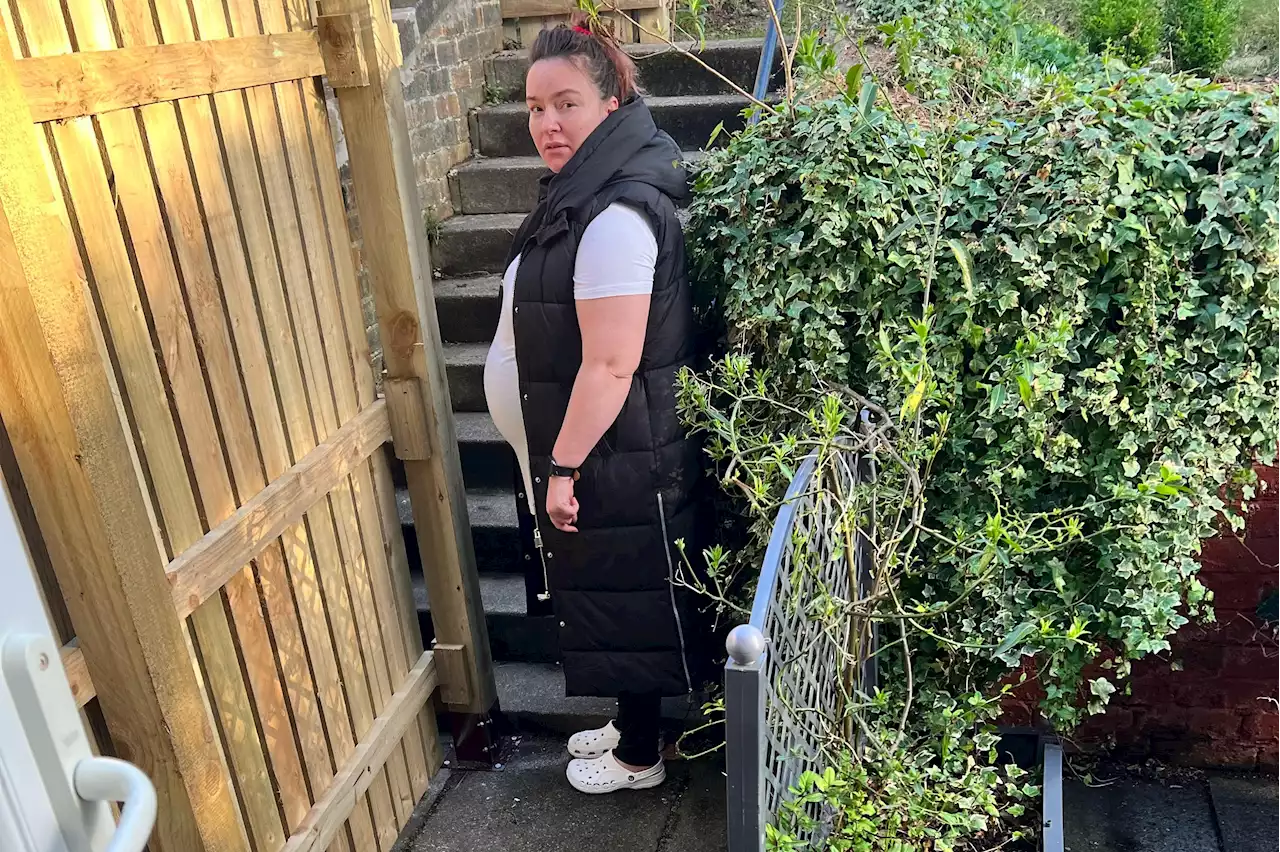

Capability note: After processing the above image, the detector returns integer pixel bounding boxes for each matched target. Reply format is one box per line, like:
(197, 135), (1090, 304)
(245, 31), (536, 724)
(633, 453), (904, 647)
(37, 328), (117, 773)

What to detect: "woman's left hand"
(547, 476), (579, 533)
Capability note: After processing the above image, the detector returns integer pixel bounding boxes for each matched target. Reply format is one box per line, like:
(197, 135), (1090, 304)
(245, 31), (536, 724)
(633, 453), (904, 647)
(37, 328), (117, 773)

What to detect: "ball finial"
(726, 625), (766, 665)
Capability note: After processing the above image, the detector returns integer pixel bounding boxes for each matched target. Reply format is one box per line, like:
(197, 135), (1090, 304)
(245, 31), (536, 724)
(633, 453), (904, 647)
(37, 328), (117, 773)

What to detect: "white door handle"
(74, 757), (157, 852)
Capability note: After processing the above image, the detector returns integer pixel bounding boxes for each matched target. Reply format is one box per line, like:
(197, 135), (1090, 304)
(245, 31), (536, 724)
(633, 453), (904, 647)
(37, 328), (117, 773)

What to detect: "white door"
(0, 472), (156, 852)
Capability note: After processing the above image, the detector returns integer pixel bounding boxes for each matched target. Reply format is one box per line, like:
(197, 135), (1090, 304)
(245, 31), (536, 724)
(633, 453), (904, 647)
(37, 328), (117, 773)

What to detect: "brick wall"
(1003, 466), (1279, 771)
(328, 0), (501, 377)
(393, 0), (503, 221)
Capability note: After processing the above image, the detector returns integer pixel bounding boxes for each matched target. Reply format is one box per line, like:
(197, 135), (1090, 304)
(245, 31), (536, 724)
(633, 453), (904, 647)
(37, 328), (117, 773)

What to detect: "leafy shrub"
(1167, 0), (1240, 73)
(683, 53), (1278, 847)
(1079, 0), (1162, 65)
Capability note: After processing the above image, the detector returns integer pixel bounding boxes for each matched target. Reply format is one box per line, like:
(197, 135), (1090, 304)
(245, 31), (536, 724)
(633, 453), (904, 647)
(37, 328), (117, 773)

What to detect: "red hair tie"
(573, 24), (592, 35)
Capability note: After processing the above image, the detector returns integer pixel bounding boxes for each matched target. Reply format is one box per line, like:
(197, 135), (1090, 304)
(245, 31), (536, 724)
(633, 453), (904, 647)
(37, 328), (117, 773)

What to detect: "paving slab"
(403, 735), (690, 852)
(1209, 774), (1278, 852)
(657, 756), (728, 852)
(1064, 776), (1221, 852)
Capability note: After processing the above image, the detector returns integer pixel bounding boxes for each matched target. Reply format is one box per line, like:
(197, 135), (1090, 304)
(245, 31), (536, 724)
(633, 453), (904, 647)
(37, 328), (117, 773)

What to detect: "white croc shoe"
(566, 751), (666, 794)
(567, 720), (622, 759)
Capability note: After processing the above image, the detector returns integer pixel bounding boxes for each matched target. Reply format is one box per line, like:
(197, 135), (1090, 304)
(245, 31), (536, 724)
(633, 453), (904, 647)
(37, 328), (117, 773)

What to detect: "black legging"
(614, 691), (661, 767)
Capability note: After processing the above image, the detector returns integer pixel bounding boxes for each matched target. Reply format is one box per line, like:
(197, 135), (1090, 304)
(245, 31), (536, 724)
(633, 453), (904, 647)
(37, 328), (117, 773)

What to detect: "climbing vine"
(677, 0), (1279, 846)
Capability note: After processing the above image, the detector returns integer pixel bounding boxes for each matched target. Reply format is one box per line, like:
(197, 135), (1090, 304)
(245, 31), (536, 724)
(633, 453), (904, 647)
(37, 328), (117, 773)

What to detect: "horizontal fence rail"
(726, 450), (878, 851)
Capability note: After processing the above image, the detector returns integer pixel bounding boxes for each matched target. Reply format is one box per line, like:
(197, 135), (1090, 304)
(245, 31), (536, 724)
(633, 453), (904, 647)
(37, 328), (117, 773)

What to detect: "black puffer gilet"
(507, 98), (703, 698)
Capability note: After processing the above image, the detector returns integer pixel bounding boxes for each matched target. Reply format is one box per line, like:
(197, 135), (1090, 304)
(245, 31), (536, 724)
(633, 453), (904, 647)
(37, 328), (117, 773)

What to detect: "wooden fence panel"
(0, 0), (469, 846)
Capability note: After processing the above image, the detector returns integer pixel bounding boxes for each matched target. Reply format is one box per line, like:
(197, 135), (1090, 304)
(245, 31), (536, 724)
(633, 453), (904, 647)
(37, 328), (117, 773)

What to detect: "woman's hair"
(529, 12), (639, 102)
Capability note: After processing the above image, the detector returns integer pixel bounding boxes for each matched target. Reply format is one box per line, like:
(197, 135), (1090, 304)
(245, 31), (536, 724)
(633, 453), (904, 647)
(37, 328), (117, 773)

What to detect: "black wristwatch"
(549, 457), (580, 481)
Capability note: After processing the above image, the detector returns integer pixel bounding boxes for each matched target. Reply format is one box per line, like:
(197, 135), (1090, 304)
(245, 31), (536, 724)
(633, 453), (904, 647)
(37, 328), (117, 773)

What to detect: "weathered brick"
(1184, 738), (1259, 769)
(1241, 709), (1279, 741)
(1188, 708), (1246, 739)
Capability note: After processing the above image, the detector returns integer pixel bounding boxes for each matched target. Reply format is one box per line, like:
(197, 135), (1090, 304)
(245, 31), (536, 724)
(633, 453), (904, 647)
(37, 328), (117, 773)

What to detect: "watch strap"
(549, 458), (580, 481)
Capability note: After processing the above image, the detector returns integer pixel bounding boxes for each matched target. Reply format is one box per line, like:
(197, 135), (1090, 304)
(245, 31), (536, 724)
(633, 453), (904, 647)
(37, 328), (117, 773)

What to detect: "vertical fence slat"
(215, 1), (393, 846)
(106, 3), (317, 842)
(0, 19), (246, 852)
(281, 75), (421, 821)
(326, 0), (498, 716)
(272, 75), (415, 831)
(173, 8), (355, 851)
(302, 78), (436, 798)
(13, 0), (284, 847)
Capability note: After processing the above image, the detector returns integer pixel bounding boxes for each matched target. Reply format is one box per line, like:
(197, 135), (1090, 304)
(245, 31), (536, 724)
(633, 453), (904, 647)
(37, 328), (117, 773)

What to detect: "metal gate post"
(725, 626), (766, 852)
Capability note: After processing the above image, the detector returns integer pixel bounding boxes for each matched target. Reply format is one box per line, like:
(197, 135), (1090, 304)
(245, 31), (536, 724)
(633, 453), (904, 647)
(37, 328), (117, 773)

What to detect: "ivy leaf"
(995, 622), (1037, 660)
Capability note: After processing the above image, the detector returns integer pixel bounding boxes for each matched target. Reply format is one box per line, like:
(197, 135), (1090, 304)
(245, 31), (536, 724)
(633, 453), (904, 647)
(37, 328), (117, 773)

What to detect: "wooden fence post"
(0, 26), (247, 852)
(324, 0), (498, 717)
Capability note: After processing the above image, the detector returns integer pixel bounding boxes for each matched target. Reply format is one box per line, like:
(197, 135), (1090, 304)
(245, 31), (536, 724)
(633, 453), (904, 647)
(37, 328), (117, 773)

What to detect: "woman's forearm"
(552, 362), (633, 467)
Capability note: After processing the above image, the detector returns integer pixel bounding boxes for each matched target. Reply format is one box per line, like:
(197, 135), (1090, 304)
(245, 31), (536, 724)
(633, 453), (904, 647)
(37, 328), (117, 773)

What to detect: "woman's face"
(527, 57), (618, 173)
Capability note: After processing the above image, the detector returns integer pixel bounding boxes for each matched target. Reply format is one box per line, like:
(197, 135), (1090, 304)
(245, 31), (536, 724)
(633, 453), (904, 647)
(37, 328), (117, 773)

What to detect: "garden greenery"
(1079, 0), (1163, 66)
(1166, 0), (1241, 74)
(675, 0), (1279, 846)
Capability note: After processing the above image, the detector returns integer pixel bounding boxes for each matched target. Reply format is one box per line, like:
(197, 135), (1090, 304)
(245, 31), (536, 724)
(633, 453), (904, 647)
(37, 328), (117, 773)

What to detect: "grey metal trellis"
(725, 450), (879, 852)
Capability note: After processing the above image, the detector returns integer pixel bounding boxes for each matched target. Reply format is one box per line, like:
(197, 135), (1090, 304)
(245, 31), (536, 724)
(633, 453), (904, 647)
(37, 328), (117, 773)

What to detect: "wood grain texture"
(60, 641), (94, 707)
(282, 651), (438, 852)
(167, 399), (392, 617)
(317, 14), (368, 87)
(0, 13), (245, 850)
(220, 0), (391, 842)
(16, 30), (323, 121)
(329, 0), (497, 714)
(302, 79), (435, 796)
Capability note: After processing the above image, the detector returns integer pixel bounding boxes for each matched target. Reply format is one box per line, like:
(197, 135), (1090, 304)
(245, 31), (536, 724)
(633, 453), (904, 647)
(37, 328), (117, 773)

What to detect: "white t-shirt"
(483, 203), (657, 513)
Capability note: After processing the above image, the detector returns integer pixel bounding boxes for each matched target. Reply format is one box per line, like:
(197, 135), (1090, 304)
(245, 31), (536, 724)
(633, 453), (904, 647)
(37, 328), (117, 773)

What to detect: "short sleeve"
(573, 202), (658, 300)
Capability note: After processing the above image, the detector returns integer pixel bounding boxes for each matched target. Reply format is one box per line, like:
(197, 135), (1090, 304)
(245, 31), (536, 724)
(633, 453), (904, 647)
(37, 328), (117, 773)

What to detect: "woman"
(482, 15), (704, 794)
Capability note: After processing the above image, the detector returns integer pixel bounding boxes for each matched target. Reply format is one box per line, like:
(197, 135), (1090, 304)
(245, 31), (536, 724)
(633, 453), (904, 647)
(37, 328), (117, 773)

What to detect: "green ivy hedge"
(682, 26), (1277, 844)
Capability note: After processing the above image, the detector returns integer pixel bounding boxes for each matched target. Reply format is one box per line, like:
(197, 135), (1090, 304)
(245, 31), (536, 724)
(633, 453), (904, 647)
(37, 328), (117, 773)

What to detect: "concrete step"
(456, 410), (515, 491)
(414, 574), (558, 664)
(473, 94), (751, 158)
(450, 151), (706, 215)
(450, 157), (544, 216)
(434, 275), (500, 343)
(443, 341), (487, 411)
(466, 487), (522, 574)
(398, 485), (522, 574)
(485, 38), (779, 101)
(496, 661), (702, 736)
(433, 213), (522, 278)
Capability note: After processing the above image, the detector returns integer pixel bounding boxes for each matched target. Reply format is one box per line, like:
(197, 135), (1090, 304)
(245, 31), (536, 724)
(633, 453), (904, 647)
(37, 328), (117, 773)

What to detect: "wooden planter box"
(500, 0), (672, 46)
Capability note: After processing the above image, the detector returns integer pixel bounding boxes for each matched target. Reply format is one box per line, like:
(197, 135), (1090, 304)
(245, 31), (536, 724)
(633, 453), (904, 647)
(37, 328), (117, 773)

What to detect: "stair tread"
(435, 274), (502, 293)
(443, 340), (489, 365)
(453, 149), (707, 174)
(491, 36), (766, 61)
(467, 487), (518, 529)
(455, 410), (502, 444)
(496, 662), (700, 732)
(479, 93), (749, 119)
(437, 212), (526, 234)
(413, 572), (526, 616)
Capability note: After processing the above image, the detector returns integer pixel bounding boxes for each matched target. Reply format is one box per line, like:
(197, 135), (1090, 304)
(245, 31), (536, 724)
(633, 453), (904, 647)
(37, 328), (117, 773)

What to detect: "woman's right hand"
(547, 475), (579, 533)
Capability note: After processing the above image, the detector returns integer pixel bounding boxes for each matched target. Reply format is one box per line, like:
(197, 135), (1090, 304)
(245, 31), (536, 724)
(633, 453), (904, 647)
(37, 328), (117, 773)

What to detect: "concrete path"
(397, 735), (727, 852)
(1065, 771), (1276, 852)
(396, 735), (1275, 852)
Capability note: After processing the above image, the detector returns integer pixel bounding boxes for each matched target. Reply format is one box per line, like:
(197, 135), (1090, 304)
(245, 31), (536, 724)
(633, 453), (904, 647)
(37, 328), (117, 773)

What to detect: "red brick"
(1218, 679), (1280, 710)
(1201, 536), (1253, 569)
(1183, 739), (1259, 769)
(1256, 465), (1279, 492)
(1219, 646), (1279, 681)
(1188, 708), (1245, 739)
(1173, 678), (1231, 709)
(1173, 643), (1226, 674)
(1140, 705), (1191, 733)
(1210, 574), (1274, 612)
(1246, 506), (1278, 539)
(1245, 535), (1279, 568)
(1259, 742), (1279, 769)
(1242, 710), (1279, 742)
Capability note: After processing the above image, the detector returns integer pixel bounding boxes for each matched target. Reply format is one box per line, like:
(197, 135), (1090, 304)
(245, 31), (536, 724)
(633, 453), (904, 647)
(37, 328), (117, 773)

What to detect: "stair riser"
(436, 286), (500, 343)
(460, 438), (517, 491)
(474, 98), (748, 158)
(452, 159), (700, 216)
(402, 515), (523, 574)
(446, 358), (485, 412)
(450, 163), (543, 216)
(433, 219), (520, 277)
(485, 40), (780, 100)
(418, 610), (559, 664)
